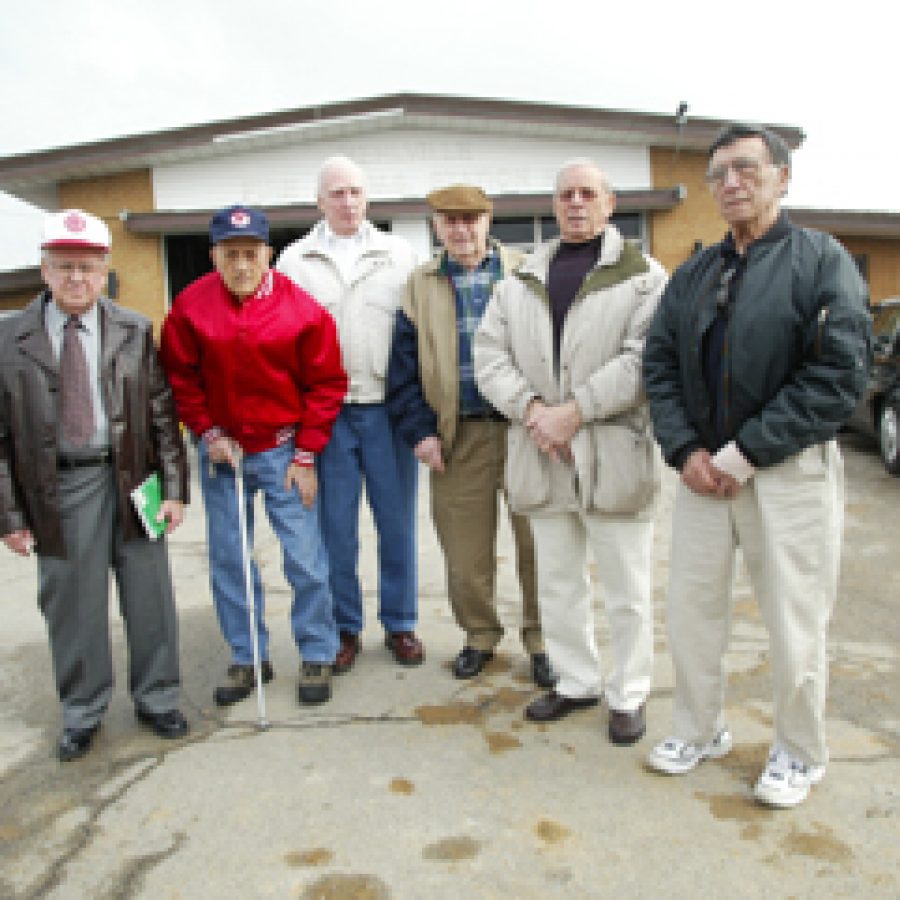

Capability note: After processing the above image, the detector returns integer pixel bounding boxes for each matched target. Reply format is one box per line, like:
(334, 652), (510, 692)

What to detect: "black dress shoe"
(58, 724), (99, 762)
(608, 704), (646, 745)
(453, 645), (494, 679)
(530, 653), (557, 689)
(525, 691), (599, 722)
(136, 708), (190, 739)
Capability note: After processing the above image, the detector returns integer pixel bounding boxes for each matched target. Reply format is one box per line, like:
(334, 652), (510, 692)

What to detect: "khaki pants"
(430, 419), (541, 654)
(667, 441), (844, 766)
(529, 511), (654, 711)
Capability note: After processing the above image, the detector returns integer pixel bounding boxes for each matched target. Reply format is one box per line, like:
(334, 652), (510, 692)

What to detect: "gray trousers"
(38, 463), (181, 730)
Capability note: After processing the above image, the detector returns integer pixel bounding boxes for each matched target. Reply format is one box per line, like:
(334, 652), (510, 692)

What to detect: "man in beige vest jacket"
(475, 161), (667, 744)
(386, 185), (552, 687)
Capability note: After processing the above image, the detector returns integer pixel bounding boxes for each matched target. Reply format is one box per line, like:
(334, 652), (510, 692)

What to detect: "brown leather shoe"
(525, 690), (599, 722)
(608, 704), (646, 745)
(385, 631), (425, 666)
(332, 632), (360, 675)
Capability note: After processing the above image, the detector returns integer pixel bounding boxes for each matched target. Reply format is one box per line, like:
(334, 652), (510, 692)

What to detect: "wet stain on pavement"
(695, 792), (769, 840)
(715, 742), (769, 783)
(422, 835), (481, 861)
(536, 818), (571, 844)
(301, 873), (391, 898)
(286, 848), (334, 867)
(488, 686), (532, 711)
(389, 777), (414, 795)
(414, 702), (482, 726)
(784, 823), (853, 864)
(484, 731), (521, 754)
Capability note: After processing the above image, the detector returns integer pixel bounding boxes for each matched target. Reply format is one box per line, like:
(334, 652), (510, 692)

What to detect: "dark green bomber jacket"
(643, 218), (872, 470)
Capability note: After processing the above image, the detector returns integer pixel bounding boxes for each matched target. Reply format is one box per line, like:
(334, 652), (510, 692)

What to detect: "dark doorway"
(164, 227), (312, 302)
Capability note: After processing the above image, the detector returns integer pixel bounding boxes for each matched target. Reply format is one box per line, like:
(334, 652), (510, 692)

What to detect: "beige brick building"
(1, 94), (898, 324)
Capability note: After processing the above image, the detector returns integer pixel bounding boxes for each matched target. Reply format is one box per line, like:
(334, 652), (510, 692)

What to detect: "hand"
(413, 436), (445, 472)
(156, 500), (185, 535)
(207, 436), (239, 468)
(285, 464), (318, 508)
(525, 399), (582, 459)
(682, 449), (739, 498)
(3, 529), (34, 556)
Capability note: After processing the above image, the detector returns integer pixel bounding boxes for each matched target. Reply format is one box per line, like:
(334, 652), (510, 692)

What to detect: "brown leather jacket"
(0, 293), (189, 558)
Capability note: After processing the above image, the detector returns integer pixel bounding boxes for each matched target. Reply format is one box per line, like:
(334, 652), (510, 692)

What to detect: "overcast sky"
(0, 0), (892, 270)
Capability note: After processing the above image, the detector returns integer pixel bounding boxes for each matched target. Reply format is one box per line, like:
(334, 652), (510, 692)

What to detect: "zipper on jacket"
(815, 307), (829, 358)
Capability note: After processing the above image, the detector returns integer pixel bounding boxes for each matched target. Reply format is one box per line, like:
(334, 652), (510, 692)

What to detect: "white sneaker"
(753, 746), (825, 808)
(646, 729), (733, 775)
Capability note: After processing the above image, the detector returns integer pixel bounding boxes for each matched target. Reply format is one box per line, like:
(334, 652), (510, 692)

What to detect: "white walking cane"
(233, 449), (270, 731)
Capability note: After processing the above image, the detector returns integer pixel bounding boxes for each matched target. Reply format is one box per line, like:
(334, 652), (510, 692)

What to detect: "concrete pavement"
(0, 440), (898, 898)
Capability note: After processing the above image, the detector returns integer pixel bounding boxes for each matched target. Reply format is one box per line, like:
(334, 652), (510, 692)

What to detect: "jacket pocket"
(504, 425), (550, 512)
(590, 418), (660, 515)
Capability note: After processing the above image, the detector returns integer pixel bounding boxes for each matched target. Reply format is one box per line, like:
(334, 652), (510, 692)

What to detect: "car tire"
(878, 396), (900, 475)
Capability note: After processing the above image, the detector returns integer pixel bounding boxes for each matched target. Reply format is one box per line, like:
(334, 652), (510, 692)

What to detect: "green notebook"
(130, 472), (167, 540)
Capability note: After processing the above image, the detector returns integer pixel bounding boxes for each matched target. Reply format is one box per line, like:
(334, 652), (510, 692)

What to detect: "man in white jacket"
(277, 157), (423, 672)
(474, 160), (667, 745)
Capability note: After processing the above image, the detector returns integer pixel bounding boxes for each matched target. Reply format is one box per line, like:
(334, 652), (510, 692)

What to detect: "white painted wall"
(152, 126), (652, 211)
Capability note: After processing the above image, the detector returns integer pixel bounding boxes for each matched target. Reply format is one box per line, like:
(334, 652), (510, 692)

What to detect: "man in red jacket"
(161, 206), (347, 706)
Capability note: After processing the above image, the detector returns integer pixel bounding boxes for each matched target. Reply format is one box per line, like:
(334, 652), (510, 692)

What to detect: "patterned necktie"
(60, 315), (95, 447)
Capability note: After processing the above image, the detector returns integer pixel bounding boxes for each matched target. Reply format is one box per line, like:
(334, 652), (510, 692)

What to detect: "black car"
(846, 298), (900, 475)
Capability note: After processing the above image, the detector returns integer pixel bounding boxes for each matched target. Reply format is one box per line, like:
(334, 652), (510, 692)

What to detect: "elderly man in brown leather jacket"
(0, 209), (189, 762)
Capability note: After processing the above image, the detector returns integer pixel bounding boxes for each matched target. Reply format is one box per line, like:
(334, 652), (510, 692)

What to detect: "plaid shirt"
(442, 247), (503, 416)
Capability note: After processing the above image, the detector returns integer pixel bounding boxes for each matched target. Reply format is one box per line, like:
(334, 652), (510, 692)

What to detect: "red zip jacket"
(160, 269), (347, 454)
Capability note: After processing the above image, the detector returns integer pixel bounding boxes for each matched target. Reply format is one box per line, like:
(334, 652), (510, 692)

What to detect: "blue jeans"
(199, 441), (338, 665)
(317, 403), (418, 635)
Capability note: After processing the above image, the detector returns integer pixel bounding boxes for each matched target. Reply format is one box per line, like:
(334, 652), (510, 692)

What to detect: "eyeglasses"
(47, 259), (108, 277)
(705, 157), (772, 186)
(557, 187), (601, 203)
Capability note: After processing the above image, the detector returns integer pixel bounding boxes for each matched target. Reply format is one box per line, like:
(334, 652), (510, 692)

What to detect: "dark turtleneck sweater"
(547, 234), (603, 372)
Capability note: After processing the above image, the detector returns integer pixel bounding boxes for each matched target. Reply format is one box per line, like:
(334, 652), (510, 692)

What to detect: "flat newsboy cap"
(426, 185), (493, 215)
(42, 209), (111, 251)
(209, 205), (269, 245)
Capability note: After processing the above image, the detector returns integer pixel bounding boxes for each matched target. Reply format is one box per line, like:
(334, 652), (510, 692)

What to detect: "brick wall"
(648, 147), (724, 274)
(57, 170), (167, 330)
(831, 235), (900, 304)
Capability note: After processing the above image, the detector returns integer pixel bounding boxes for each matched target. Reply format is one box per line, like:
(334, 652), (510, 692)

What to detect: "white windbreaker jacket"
(277, 221), (417, 404)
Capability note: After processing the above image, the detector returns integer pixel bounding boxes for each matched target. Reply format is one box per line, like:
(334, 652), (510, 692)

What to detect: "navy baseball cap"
(209, 205), (269, 245)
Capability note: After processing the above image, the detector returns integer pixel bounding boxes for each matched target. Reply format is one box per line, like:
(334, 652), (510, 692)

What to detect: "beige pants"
(430, 419), (541, 654)
(529, 511), (654, 711)
(667, 441), (844, 766)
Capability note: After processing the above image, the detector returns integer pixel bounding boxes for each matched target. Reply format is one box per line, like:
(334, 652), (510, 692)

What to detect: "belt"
(57, 450), (112, 469)
(459, 410), (506, 423)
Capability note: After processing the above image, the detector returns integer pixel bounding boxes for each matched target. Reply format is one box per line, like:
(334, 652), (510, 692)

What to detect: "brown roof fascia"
(0, 93), (804, 188)
(786, 207), (900, 238)
(0, 266), (42, 294)
(125, 189), (683, 236)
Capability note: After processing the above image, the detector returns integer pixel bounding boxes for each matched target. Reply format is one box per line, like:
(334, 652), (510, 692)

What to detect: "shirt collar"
(441, 243), (499, 277)
(722, 210), (791, 263)
(319, 220), (370, 249)
(45, 297), (100, 335)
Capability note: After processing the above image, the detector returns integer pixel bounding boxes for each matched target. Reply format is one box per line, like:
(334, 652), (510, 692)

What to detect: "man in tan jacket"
(474, 161), (667, 744)
(386, 185), (553, 687)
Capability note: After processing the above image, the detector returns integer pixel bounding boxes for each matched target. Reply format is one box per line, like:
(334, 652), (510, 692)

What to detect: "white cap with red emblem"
(41, 209), (111, 251)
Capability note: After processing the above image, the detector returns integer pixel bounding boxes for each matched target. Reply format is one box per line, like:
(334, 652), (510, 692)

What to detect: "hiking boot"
(213, 661), (274, 707)
(298, 662), (332, 705)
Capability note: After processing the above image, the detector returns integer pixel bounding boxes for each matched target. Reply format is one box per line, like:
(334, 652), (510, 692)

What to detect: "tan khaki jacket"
(402, 242), (522, 451)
